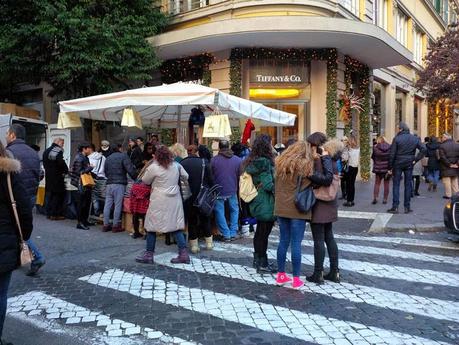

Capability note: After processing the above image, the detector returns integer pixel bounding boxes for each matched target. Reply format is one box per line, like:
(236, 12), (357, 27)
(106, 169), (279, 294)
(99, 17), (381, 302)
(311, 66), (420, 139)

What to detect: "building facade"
(152, 0), (458, 176)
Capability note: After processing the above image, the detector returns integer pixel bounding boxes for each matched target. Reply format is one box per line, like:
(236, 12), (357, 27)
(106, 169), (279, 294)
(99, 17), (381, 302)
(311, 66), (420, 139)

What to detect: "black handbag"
(193, 159), (220, 216)
(294, 176), (316, 213)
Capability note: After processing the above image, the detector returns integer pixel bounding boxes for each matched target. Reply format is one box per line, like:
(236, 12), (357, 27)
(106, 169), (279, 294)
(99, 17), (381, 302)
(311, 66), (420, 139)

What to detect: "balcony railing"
(160, 0), (211, 15)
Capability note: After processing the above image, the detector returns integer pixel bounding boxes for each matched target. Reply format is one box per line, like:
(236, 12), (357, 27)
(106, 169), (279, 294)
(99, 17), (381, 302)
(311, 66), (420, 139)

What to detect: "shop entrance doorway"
(258, 102), (309, 145)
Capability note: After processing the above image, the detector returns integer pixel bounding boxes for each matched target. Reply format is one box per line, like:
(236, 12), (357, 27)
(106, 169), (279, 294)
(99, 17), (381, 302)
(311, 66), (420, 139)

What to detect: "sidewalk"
(339, 177), (447, 233)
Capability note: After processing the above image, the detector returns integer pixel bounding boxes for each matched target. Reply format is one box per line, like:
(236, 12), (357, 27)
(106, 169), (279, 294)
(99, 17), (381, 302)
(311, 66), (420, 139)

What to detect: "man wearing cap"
(70, 143), (94, 230)
(100, 140), (113, 158)
(387, 122), (426, 214)
(211, 140), (242, 241)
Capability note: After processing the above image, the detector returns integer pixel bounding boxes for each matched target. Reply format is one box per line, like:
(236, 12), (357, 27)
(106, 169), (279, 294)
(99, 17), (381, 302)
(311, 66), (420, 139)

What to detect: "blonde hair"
(376, 136), (387, 144)
(169, 143), (187, 159)
(348, 135), (359, 149)
(275, 141), (314, 180)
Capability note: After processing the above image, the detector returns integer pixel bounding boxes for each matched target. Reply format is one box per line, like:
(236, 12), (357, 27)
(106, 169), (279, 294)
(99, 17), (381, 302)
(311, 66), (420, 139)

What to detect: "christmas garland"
(160, 53), (214, 84)
(229, 48), (338, 137)
(344, 56), (371, 181)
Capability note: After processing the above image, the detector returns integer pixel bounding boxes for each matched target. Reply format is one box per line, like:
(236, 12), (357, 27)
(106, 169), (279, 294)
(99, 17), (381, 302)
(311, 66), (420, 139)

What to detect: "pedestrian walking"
(211, 140), (242, 242)
(438, 133), (459, 199)
(342, 135), (360, 207)
(180, 145), (215, 253)
(102, 145), (138, 233)
(5, 124), (45, 276)
(274, 141), (314, 289)
(306, 134), (341, 284)
(130, 161), (152, 239)
(371, 136), (391, 204)
(243, 134), (277, 274)
(387, 122), (426, 214)
(412, 149), (423, 197)
(135, 145), (190, 264)
(426, 136), (441, 192)
(127, 138), (143, 171)
(339, 136), (349, 200)
(0, 142), (33, 345)
(43, 138), (69, 220)
(70, 143), (94, 230)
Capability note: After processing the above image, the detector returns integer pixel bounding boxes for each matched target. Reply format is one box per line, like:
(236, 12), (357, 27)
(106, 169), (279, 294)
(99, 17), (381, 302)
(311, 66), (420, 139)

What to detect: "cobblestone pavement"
(3, 214), (459, 345)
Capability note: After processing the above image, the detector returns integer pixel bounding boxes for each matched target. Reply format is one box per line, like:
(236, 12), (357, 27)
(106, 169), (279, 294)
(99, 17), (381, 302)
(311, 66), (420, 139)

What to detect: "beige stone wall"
(310, 60), (328, 135)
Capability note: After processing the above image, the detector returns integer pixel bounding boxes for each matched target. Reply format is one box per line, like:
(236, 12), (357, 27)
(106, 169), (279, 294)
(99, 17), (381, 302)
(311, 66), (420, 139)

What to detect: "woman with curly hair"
(274, 141), (315, 289)
(243, 134), (276, 274)
(135, 145), (190, 264)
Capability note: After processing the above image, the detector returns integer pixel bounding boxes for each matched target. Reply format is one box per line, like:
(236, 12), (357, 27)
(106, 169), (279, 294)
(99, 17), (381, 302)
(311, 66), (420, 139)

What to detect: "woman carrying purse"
(306, 134), (342, 284)
(0, 142), (33, 345)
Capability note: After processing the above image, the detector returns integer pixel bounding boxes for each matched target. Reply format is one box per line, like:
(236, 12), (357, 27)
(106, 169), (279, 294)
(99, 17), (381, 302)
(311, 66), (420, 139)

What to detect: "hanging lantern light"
(57, 112), (82, 129)
(121, 107), (142, 129)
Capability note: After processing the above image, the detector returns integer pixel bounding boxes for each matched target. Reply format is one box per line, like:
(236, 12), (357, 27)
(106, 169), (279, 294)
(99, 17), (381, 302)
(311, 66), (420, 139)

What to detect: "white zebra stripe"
(267, 235), (458, 265)
(80, 269), (453, 345)
(212, 243), (459, 287)
(153, 252), (459, 323)
(7, 291), (199, 344)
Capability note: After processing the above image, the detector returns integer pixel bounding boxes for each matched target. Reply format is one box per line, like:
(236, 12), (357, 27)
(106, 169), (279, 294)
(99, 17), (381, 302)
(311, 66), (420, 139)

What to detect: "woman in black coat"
(426, 136), (441, 192)
(0, 142), (33, 344)
(371, 136), (391, 204)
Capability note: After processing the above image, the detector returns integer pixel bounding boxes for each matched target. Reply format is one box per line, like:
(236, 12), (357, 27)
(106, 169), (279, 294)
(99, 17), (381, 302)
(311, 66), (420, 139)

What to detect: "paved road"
(3, 214), (459, 345)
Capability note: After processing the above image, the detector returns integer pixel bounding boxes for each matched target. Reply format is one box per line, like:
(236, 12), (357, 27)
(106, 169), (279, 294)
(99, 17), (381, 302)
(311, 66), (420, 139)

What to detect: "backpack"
(239, 172), (258, 203)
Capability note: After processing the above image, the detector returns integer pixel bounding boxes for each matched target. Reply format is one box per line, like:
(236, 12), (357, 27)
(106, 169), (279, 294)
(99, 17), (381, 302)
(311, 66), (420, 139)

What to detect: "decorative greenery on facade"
(160, 53), (214, 84)
(344, 56), (371, 181)
(229, 48), (338, 136)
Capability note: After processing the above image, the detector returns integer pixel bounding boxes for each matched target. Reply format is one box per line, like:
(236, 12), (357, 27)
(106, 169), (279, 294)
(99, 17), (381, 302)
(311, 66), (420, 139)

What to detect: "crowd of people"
(3, 120), (459, 344)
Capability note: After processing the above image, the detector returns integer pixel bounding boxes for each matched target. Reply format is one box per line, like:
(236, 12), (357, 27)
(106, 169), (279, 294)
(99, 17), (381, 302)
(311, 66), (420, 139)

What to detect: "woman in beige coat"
(135, 145), (190, 264)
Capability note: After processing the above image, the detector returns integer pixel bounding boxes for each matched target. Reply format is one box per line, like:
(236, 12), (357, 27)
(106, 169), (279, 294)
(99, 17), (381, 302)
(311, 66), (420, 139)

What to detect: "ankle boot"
(205, 236), (213, 250)
(170, 248), (190, 264)
(306, 270), (324, 284)
(324, 269), (340, 283)
(252, 252), (259, 268)
(257, 254), (277, 274)
(111, 224), (124, 233)
(132, 230), (142, 239)
(189, 239), (200, 254)
(135, 250), (154, 264)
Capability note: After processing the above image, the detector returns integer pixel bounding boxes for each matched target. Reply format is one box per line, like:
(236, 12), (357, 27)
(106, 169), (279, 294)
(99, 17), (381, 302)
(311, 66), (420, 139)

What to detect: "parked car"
(443, 194), (459, 233)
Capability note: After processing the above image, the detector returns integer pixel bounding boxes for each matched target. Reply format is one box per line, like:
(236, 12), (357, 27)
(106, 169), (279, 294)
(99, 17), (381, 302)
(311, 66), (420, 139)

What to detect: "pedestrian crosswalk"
(7, 231), (459, 345)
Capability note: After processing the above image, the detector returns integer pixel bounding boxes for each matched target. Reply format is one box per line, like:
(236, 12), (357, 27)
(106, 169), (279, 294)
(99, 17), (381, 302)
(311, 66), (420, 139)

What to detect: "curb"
(369, 223), (446, 233)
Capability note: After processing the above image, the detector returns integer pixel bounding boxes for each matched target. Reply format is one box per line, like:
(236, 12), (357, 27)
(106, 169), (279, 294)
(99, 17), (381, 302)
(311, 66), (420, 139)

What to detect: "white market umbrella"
(58, 82), (296, 127)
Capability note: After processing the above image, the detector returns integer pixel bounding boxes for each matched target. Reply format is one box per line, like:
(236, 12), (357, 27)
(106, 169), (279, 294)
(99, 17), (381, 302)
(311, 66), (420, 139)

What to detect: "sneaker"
(387, 207), (399, 214)
(275, 272), (292, 286)
(371, 199), (377, 205)
(292, 276), (304, 289)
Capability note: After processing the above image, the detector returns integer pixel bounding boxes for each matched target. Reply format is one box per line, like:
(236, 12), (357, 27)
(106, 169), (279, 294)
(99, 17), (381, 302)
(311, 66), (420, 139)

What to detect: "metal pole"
(177, 105), (183, 144)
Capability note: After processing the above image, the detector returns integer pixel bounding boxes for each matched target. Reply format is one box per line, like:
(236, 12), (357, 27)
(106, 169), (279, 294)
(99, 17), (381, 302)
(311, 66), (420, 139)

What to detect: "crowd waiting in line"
(2, 120), (459, 343)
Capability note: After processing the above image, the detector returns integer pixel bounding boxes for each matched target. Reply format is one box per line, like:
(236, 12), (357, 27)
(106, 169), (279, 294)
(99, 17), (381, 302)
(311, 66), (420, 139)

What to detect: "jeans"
(346, 166), (358, 202)
(253, 221), (274, 257)
(0, 271), (12, 338)
(428, 169), (440, 185)
(103, 184), (126, 226)
(310, 223), (339, 272)
(77, 187), (92, 225)
(276, 217), (306, 277)
(214, 194), (239, 239)
(373, 173), (390, 201)
(392, 166), (413, 208)
(27, 197), (44, 264)
(146, 231), (187, 252)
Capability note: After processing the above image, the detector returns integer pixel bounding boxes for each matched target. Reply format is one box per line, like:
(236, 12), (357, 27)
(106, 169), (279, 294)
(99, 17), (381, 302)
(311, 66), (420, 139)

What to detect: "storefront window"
(247, 59), (310, 143)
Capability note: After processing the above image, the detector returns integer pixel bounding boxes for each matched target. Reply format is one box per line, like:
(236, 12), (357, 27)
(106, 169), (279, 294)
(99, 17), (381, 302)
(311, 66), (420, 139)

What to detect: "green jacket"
(245, 157), (275, 222)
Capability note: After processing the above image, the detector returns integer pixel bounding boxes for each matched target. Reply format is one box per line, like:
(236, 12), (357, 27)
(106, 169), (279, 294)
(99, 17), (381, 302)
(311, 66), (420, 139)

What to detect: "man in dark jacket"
(438, 133), (459, 199)
(387, 122), (426, 214)
(0, 152), (33, 342)
(70, 143), (93, 230)
(180, 145), (214, 252)
(6, 124), (45, 276)
(102, 144), (137, 232)
(127, 138), (143, 171)
(211, 140), (242, 241)
(43, 138), (68, 220)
